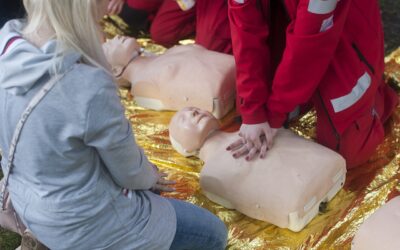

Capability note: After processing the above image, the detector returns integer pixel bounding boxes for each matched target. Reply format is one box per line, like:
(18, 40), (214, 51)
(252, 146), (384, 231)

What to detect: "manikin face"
(102, 36), (141, 67)
(169, 107), (220, 155)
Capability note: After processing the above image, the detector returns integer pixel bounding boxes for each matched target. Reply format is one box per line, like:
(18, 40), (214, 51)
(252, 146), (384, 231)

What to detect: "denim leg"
(168, 198), (228, 250)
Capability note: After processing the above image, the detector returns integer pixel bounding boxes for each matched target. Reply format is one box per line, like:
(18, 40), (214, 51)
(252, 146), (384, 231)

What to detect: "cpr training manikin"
(169, 107), (347, 231)
(103, 36), (236, 119)
(352, 196), (400, 250)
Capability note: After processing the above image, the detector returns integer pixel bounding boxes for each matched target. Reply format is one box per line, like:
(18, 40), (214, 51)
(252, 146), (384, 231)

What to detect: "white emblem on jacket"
(308, 0), (338, 14)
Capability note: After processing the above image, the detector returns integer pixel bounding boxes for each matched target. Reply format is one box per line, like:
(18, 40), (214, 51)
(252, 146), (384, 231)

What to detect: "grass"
(0, 229), (20, 250)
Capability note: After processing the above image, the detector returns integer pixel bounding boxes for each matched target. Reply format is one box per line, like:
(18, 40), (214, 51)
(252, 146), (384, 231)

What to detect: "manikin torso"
(198, 129), (346, 231)
(352, 196), (400, 250)
(123, 45), (236, 119)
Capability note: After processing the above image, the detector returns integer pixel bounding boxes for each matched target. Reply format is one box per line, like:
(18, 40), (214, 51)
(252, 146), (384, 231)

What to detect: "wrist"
(266, 109), (287, 128)
(240, 112), (268, 125)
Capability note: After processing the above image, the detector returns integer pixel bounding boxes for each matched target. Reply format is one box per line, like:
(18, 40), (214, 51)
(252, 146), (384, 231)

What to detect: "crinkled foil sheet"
(106, 16), (400, 250)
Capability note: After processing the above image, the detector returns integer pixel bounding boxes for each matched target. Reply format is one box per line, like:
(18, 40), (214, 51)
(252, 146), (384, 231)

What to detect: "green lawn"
(0, 229), (20, 250)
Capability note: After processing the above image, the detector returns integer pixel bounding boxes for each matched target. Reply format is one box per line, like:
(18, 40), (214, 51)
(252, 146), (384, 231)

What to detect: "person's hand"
(226, 122), (278, 161)
(108, 0), (124, 15)
(150, 164), (176, 194)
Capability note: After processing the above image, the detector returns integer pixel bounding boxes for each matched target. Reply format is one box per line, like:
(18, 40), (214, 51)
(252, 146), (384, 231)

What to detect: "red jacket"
(229, 0), (385, 134)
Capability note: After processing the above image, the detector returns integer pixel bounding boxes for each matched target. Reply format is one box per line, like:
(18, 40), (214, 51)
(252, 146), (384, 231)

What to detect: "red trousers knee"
(126, 0), (196, 47)
(315, 84), (398, 169)
(150, 0), (196, 47)
(126, 0), (232, 53)
(195, 0), (232, 54)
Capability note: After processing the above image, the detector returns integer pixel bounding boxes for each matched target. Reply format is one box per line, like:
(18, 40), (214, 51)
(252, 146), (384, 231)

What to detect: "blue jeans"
(168, 198), (228, 250)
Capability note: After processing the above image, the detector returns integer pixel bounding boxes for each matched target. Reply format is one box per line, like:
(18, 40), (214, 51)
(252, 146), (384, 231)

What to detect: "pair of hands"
(150, 164), (176, 194)
(149, 123), (276, 193)
(227, 122), (278, 161)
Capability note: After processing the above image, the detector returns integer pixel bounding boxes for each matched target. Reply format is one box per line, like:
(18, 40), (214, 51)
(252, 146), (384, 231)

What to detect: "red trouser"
(126, 0), (232, 53)
(195, 0), (232, 54)
(126, 0), (196, 47)
(315, 84), (398, 169)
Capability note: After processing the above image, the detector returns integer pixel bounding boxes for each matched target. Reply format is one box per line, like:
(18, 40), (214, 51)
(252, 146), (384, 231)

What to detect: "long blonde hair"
(22, 0), (110, 72)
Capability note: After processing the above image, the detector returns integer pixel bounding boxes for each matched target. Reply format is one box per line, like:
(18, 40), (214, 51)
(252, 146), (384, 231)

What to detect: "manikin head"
(102, 35), (141, 70)
(169, 107), (220, 157)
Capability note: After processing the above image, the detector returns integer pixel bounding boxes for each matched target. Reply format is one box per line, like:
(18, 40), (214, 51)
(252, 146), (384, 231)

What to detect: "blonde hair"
(22, 0), (110, 72)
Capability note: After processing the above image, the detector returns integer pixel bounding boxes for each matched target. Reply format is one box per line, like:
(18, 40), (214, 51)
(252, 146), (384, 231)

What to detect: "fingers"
(262, 127), (275, 151)
(152, 169), (176, 193)
(228, 123), (278, 161)
(108, 3), (116, 15)
(242, 140), (259, 161)
(152, 184), (175, 193)
(107, 3), (113, 14)
(259, 139), (268, 159)
(228, 136), (260, 160)
(116, 3), (124, 15)
(109, 5), (120, 16)
(112, 5), (120, 15)
(152, 177), (176, 193)
(241, 135), (261, 160)
(228, 134), (272, 160)
(245, 147), (259, 161)
(226, 138), (245, 151)
(267, 136), (273, 151)
(157, 178), (176, 186)
(108, 1), (123, 15)
(158, 171), (168, 178)
(231, 144), (249, 158)
(251, 136), (262, 150)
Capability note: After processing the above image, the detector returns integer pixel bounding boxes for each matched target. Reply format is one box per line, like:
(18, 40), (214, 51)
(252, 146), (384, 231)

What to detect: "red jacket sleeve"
(228, 0), (272, 124)
(267, 0), (352, 128)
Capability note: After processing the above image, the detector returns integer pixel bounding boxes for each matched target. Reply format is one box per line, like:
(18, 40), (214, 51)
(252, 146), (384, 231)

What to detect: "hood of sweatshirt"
(0, 19), (81, 95)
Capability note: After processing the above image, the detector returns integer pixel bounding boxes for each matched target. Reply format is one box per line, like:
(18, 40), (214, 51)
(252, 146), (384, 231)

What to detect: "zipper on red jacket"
(352, 43), (375, 75)
(317, 91), (341, 151)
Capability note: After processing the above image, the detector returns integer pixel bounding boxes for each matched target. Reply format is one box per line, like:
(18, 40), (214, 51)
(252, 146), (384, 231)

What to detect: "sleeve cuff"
(240, 106), (269, 124)
(266, 110), (287, 128)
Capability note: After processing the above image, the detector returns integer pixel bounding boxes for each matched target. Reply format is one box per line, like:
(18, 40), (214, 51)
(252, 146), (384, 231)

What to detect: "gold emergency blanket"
(106, 16), (400, 250)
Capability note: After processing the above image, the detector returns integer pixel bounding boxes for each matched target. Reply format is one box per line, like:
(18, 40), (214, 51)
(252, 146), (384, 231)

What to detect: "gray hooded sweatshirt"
(0, 20), (176, 250)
